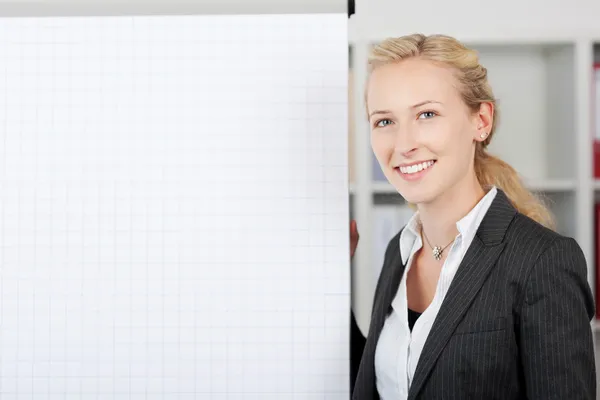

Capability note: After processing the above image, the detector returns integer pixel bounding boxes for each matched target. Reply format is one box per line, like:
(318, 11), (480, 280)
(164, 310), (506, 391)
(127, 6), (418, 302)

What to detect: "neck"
(417, 174), (486, 249)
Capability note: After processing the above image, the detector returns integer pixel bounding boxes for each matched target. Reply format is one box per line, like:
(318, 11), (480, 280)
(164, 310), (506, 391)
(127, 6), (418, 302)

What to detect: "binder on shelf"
(593, 63), (600, 178)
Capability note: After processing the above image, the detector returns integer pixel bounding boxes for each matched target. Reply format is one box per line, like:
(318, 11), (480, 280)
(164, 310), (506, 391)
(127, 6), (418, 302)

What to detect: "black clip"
(348, 0), (355, 17)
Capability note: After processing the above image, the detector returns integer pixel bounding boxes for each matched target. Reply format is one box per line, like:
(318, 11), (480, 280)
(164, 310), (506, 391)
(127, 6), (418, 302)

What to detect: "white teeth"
(399, 160), (435, 175)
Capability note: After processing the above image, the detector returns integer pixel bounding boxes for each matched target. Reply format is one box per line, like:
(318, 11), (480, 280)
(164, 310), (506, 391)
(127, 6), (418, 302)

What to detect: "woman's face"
(367, 57), (491, 206)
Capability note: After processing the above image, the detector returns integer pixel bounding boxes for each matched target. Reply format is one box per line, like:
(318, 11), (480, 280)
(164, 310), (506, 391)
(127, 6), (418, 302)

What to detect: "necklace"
(421, 229), (454, 261)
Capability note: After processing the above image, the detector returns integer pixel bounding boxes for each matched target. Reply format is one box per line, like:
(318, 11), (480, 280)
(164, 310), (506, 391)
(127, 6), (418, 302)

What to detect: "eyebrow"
(369, 100), (442, 118)
(411, 100), (442, 109)
(369, 110), (392, 118)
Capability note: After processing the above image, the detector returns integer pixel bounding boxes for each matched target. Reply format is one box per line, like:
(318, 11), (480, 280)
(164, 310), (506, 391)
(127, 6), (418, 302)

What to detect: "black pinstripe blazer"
(351, 188), (597, 400)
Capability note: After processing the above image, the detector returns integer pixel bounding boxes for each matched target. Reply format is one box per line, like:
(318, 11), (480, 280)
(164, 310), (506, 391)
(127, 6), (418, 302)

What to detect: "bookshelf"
(348, 31), (599, 336)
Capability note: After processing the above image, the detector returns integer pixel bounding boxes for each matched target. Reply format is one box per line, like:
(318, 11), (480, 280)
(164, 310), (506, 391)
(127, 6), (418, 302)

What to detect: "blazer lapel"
(407, 189), (516, 400)
(352, 233), (407, 400)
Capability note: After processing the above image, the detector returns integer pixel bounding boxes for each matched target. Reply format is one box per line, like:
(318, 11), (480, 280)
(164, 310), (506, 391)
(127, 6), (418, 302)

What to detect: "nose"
(393, 126), (418, 157)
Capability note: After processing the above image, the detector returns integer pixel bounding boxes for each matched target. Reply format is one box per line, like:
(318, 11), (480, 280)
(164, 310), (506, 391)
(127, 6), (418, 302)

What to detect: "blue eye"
(418, 111), (437, 119)
(375, 119), (393, 127)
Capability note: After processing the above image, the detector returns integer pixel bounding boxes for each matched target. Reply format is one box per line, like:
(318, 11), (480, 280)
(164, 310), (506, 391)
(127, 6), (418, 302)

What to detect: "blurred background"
(346, 0), (600, 393)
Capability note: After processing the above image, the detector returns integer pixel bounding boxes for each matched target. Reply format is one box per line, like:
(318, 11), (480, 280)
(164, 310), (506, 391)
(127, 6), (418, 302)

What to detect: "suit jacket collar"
(352, 188), (517, 400)
(399, 186), (499, 265)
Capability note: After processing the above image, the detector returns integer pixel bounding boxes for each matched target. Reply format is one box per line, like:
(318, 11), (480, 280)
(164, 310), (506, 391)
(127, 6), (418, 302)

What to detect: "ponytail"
(474, 146), (556, 230)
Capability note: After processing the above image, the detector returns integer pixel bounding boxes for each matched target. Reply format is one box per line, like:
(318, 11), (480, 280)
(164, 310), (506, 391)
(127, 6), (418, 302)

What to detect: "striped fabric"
(351, 189), (597, 400)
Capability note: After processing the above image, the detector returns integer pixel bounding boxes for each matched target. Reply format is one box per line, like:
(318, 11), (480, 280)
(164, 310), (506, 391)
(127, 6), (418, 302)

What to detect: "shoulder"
(504, 212), (592, 312)
(502, 211), (578, 261)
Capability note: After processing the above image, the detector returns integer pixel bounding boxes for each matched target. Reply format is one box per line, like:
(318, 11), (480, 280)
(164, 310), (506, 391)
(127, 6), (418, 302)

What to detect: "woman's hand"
(350, 219), (359, 260)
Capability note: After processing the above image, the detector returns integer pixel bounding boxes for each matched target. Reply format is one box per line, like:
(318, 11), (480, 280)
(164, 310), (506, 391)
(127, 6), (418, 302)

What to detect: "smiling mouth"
(397, 160), (436, 175)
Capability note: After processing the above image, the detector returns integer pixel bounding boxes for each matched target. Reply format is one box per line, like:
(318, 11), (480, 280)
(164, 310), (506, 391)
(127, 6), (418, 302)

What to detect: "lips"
(398, 160), (435, 175)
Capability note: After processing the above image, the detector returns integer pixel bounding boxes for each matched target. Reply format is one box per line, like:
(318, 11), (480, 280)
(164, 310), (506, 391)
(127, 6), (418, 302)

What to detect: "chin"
(399, 190), (437, 205)
(391, 179), (441, 205)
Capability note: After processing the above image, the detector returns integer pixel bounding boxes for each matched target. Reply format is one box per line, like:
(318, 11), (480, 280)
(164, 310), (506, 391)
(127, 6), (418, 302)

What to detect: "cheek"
(419, 131), (452, 155)
(422, 122), (471, 155)
(370, 132), (394, 159)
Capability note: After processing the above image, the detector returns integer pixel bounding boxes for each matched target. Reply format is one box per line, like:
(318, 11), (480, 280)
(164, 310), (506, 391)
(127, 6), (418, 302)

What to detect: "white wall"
(353, 0), (600, 41)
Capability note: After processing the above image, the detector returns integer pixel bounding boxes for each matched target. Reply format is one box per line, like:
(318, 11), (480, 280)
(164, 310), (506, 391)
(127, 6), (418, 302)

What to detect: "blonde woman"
(349, 33), (596, 400)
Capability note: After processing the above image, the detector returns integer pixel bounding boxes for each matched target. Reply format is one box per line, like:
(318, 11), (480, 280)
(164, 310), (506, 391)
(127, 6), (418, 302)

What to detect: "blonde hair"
(365, 33), (555, 230)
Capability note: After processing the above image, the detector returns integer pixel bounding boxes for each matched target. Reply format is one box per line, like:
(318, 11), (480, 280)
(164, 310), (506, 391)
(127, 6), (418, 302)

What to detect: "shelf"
(351, 180), (577, 238)
(524, 179), (577, 192)
(364, 179), (576, 195)
(371, 181), (396, 195)
(476, 43), (576, 183)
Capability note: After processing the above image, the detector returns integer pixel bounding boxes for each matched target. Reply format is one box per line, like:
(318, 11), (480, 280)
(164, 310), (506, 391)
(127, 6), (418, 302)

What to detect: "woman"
(349, 33), (596, 400)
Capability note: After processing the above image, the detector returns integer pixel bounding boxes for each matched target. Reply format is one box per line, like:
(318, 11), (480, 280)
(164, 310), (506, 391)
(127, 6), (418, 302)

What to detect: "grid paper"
(0, 14), (350, 399)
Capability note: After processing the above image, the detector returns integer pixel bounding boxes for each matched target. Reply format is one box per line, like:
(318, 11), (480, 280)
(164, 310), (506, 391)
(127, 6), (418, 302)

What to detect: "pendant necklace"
(421, 229), (454, 261)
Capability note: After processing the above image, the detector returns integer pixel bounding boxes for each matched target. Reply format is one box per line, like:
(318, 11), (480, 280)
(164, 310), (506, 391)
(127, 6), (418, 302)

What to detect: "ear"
(473, 102), (494, 142)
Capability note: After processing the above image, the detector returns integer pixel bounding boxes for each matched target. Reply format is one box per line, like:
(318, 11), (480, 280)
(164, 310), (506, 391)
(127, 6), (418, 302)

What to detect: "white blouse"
(374, 186), (498, 400)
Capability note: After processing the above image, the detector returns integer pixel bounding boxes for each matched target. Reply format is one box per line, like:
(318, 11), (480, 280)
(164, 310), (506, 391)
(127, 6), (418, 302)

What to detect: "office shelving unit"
(348, 25), (600, 337)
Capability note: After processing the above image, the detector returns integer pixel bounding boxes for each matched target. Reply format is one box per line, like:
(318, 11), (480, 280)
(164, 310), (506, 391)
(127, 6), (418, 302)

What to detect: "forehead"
(367, 58), (461, 111)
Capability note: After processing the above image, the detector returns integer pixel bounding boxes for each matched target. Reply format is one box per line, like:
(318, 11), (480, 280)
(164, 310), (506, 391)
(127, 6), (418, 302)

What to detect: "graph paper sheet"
(0, 14), (349, 399)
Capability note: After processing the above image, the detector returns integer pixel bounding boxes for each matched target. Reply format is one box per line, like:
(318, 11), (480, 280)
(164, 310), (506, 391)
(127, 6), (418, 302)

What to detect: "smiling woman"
(365, 39), (552, 226)
(349, 33), (596, 400)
